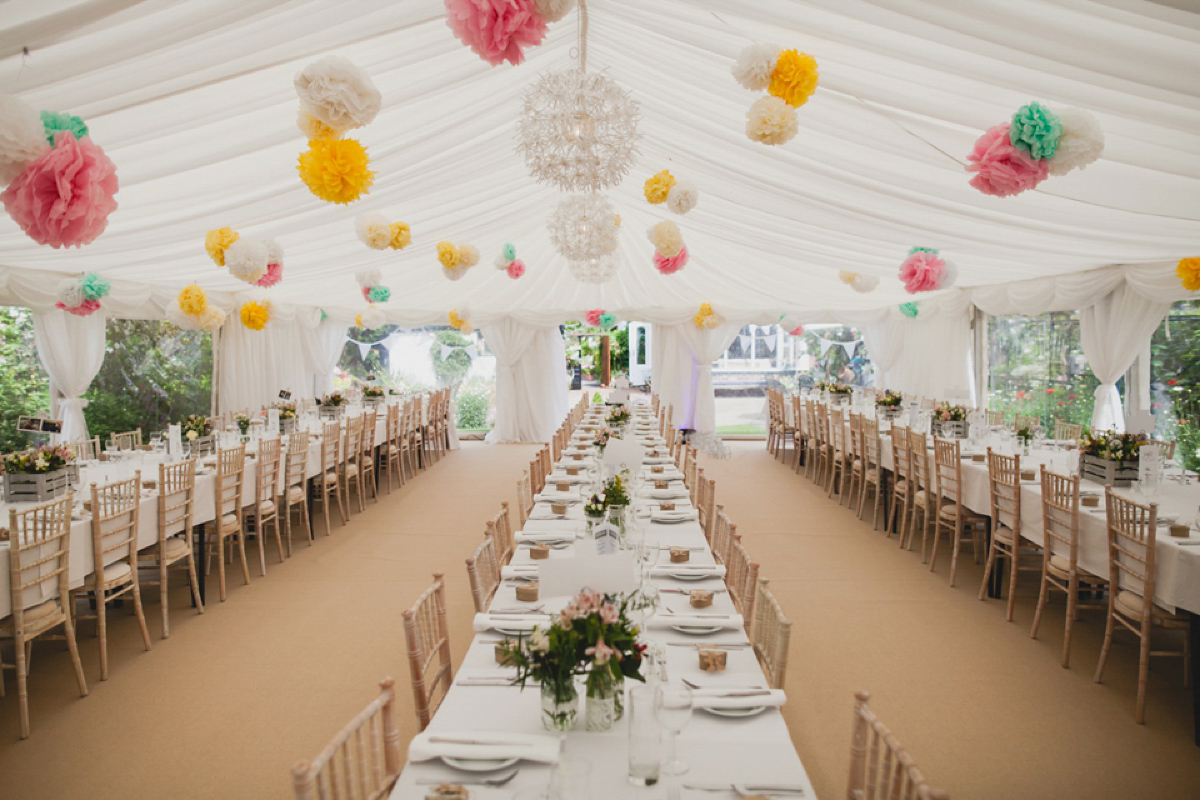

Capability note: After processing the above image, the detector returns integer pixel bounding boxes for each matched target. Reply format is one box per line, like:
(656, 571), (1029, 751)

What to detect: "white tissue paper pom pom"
(356, 213), (392, 250)
(0, 95), (51, 186)
(224, 238), (270, 284)
(199, 305), (227, 332)
(56, 278), (83, 309)
(1046, 106), (1105, 176)
(355, 268), (382, 289)
(358, 305), (386, 329)
(443, 264), (471, 282)
(939, 259), (958, 290)
(167, 301), (201, 330)
(732, 44), (782, 92)
(851, 274), (880, 293)
(665, 181), (698, 215)
(495, 253), (513, 270)
(745, 96), (798, 146)
(296, 109), (340, 141)
(262, 239), (284, 265)
(294, 56), (382, 132)
(458, 243), (480, 268)
(533, 0), (576, 23)
(646, 220), (683, 258)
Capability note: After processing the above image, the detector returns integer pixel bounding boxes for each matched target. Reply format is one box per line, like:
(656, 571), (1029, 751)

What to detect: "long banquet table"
(389, 403), (814, 798)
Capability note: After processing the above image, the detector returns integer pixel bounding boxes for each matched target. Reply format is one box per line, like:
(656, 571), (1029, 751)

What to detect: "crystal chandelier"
(516, 1), (640, 192)
(548, 193), (619, 263)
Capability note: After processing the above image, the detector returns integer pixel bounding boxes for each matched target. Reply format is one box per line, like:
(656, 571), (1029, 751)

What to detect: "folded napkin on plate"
(472, 612), (551, 633)
(646, 488), (691, 499)
(651, 509), (700, 523)
(515, 531), (576, 543)
(690, 687), (787, 710)
(548, 472), (590, 483)
(644, 469), (685, 482)
(648, 564), (726, 579)
(528, 509), (579, 521)
(500, 565), (538, 579)
(649, 612), (744, 630)
(534, 491), (579, 504)
(408, 730), (561, 764)
(643, 457), (674, 466)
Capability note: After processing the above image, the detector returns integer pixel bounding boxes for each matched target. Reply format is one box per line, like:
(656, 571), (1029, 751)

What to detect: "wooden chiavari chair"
(845, 412), (865, 508)
(516, 471), (534, 528)
(696, 474), (716, 544)
(684, 446), (698, 498)
(765, 388), (781, 456)
(1094, 488), (1191, 723)
(1, 494), (88, 738)
(138, 458), (203, 638)
(291, 677), (402, 800)
(885, 426), (912, 542)
(109, 428), (142, 451)
(465, 535), (500, 613)
(751, 577), (791, 690)
(847, 690), (948, 800)
(380, 403), (402, 492)
(68, 436), (101, 462)
(791, 394), (806, 471)
(1053, 420), (1082, 442)
(827, 407), (850, 499)
(400, 399), (421, 478)
(978, 450), (1038, 622)
(905, 429), (935, 557)
(1029, 466), (1107, 666)
(725, 534), (759, 633)
(919, 397), (935, 411)
(985, 409), (1005, 427)
(315, 421), (347, 535)
(929, 438), (989, 586)
(207, 446), (251, 601)
(73, 473), (152, 680)
(1014, 413), (1039, 433)
(802, 400), (820, 478)
(359, 409), (379, 505)
(810, 403), (831, 487)
(858, 417), (885, 530)
(711, 507), (736, 566)
(341, 416), (366, 514)
(486, 501), (515, 567)
(245, 436), (284, 575)
(421, 392), (440, 466)
(402, 574), (453, 732)
(280, 431), (312, 553)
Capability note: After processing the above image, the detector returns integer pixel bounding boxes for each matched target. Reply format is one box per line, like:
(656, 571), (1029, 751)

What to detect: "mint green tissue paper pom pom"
(1009, 102), (1061, 160)
(79, 272), (111, 302)
(899, 302), (919, 318)
(502, 242), (516, 261)
(599, 312), (616, 329)
(41, 110), (89, 147)
(319, 309), (328, 321)
(908, 246), (938, 256)
(367, 286), (391, 303)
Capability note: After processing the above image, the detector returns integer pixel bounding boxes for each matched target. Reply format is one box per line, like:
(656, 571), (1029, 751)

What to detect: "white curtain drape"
(861, 318), (905, 391)
(652, 321), (740, 444)
(301, 320), (348, 398)
(218, 317), (314, 413)
(887, 310), (975, 404)
(1079, 283), (1172, 433)
(482, 319), (568, 444)
(32, 310), (107, 443)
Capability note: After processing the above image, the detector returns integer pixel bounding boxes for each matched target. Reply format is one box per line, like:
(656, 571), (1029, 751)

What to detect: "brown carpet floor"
(0, 440), (1196, 799)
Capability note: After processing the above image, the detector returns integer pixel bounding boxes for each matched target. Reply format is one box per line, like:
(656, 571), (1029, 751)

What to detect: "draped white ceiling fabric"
(0, 0), (1197, 327)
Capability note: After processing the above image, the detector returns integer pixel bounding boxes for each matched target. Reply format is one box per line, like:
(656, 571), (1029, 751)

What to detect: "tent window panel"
(1149, 300), (1200, 471)
(986, 311), (1097, 431)
(0, 307), (51, 453)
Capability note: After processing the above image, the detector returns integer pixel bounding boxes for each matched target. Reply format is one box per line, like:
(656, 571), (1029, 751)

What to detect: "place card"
(566, 466), (580, 475)
(495, 639), (515, 664)
(550, 502), (568, 516)
(555, 481), (570, 492)
(655, 480), (668, 490)
(651, 465), (664, 474)
(1170, 524), (1190, 538)
(660, 502), (675, 511)
(1081, 495), (1100, 507)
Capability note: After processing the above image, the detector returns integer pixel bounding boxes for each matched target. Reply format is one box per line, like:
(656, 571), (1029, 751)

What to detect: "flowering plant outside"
(1080, 430), (1147, 461)
(3, 444), (75, 474)
(876, 389), (904, 408)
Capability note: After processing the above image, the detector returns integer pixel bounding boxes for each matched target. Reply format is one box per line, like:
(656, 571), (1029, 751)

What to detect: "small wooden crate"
(1080, 454), (1138, 487)
(934, 420), (968, 439)
(3, 468), (73, 503)
(829, 394), (851, 407)
(319, 406), (345, 420)
(279, 418), (298, 435)
(877, 406), (902, 421)
(362, 395), (385, 409)
(184, 434), (216, 457)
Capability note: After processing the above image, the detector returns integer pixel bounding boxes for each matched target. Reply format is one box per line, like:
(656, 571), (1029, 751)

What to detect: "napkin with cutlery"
(500, 565), (538, 580)
(648, 612), (744, 631)
(689, 687), (787, 710)
(533, 490), (579, 504)
(651, 508), (700, 523)
(515, 531), (577, 544)
(408, 730), (561, 764)
(648, 564), (726, 579)
(472, 612), (551, 633)
(645, 487), (691, 499)
(643, 468), (685, 482)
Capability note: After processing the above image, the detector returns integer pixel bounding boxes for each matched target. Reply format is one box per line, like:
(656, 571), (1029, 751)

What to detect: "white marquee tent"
(1, 0), (1198, 443)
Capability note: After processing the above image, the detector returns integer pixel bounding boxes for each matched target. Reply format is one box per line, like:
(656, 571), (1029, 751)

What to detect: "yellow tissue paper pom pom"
(297, 110), (340, 141)
(644, 170), (676, 204)
(437, 241), (460, 269)
(448, 310), (464, 329)
(699, 302), (713, 316)
(205, 227), (240, 267)
(614, 214), (621, 227)
(297, 138), (375, 205)
(178, 285), (208, 316)
(1178, 257), (1200, 292)
(769, 49), (819, 108)
(240, 300), (271, 331)
(389, 222), (411, 250)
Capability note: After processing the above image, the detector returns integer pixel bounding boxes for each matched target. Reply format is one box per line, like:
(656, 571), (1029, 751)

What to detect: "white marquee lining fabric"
(0, 0), (1196, 327)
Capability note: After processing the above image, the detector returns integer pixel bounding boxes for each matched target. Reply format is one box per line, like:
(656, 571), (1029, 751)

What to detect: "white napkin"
(515, 531), (576, 543)
(649, 612), (744, 630)
(690, 688), (787, 710)
(646, 488), (691, 499)
(648, 564), (726, 579)
(472, 612), (550, 633)
(651, 509), (700, 523)
(643, 457), (674, 466)
(408, 730), (561, 763)
(547, 472), (590, 484)
(500, 565), (538, 579)
(534, 490), (579, 504)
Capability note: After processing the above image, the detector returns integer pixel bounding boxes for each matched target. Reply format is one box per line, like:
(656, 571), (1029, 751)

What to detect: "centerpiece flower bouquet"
(817, 381), (853, 396)
(180, 414), (212, 441)
(362, 386), (385, 402)
(606, 406), (631, 427)
(592, 426), (612, 451)
(3, 443), (74, 474)
(876, 390), (904, 408)
(603, 471), (630, 507)
(583, 491), (608, 518)
(319, 392), (348, 407)
(932, 402), (967, 422)
(1080, 430), (1147, 461)
(274, 402), (297, 420)
(234, 413), (252, 436)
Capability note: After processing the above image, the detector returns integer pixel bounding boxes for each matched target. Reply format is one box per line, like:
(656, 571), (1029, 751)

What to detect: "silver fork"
(415, 767), (519, 787)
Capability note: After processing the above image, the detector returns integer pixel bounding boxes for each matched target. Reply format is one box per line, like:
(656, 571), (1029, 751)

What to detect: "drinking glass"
(627, 685), (661, 786)
(654, 685), (693, 775)
(550, 757), (592, 800)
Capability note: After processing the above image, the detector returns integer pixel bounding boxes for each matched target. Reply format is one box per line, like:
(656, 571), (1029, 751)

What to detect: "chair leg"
(97, 591), (109, 681)
(237, 530), (251, 586)
(1006, 544), (1021, 623)
(63, 612), (88, 699)
(159, 554), (170, 639)
(216, 533), (228, 602)
(130, 581), (152, 652)
(948, 521), (963, 587)
(15, 636), (30, 738)
(186, 550), (204, 616)
(927, 518), (942, 575)
(1030, 571), (1050, 641)
(255, 521), (268, 577)
(1063, 577), (1078, 668)
(1094, 604), (1116, 684)
(1135, 624), (1151, 724)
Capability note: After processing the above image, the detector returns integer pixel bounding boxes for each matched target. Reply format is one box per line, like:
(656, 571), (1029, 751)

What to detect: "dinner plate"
(653, 516), (691, 525)
(670, 623), (723, 634)
(441, 755), (520, 772)
(493, 626), (534, 637)
(704, 705), (768, 718)
(668, 571), (715, 581)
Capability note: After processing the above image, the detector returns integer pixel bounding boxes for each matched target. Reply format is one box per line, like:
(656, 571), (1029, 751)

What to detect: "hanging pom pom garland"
(967, 102), (1103, 196)
(745, 96), (798, 146)
(206, 228), (285, 286)
(666, 180), (698, 215)
(838, 270), (857, 285)
(495, 242), (525, 279)
(899, 301), (920, 319)
(898, 247), (957, 294)
(355, 269), (391, 303)
(644, 170), (676, 204)
(732, 44), (783, 92)
(768, 49), (819, 109)
(438, 240), (477, 280)
(240, 300), (271, 331)
(297, 137), (375, 204)
(178, 284), (208, 316)
(444, 0), (549, 67)
(294, 56), (381, 133)
(447, 307), (473, 335)
(733, 45), (816, 145)
(205, 226), (240, 266)
(584, 309), (616, 330)
(224, 238), (270, 284)
(169, 285), (226, 332)
(851, 273), (879, 293)
(1008, 102), (1062, 161)
(653, 245), (689, 275)
(55, 272), (109, 316)
(1178, 257), (1200, 292)
(40, 110), (88, 146)
(693, 302), (724, 330)
(648, 220), (683, 258)
(0, 95), (50, 186)
(355, 305), (386, 330)
(255, 240), (285, 287)
(356, 213), (411, 250)
(1044, 106), (1104, 176)
(533, 0), (575, 23)
(789, 324), (805, 336)
(297, 110), (340, 142)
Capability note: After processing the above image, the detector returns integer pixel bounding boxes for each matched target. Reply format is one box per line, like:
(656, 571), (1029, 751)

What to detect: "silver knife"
(427, 736), (532, 746)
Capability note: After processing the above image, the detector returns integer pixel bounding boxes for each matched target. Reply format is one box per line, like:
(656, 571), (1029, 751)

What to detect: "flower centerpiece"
(499, 588), (645, 732)
(362, 385), (385, 407)
(1079, 429), (1146, 486)
(3, 444), (77, 502)
(603, 471), (631, 538)
(606, 406), (631, 428)
(234, 413), (252, 437)
(273, 402), (298, 433)
(583, 491), (608, 521)
(875, 389), (904, 420)
(931, 402), (968, 438)
(592, 426), (612, 453)
(180, 414), (215, 455)
(319, 391), (348, 419)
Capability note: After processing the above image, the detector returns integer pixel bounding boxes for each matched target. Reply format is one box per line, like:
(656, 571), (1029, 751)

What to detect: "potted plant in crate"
(2, 444), (77, 502)
(362, 386), (385, 408)
(273, 402), (298, 434)
(876, 389), (904, 420)
(318, 392), (348, 419)
(1079, 430), (1146, 487)
(181, 414), (214, 456)
(932, 402), (968, 438)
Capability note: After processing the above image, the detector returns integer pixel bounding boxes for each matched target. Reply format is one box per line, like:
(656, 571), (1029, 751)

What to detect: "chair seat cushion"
(287, 485), (305, 504)
(221, 513), (240, 531)
(95, 561), (132, 585)
(1048, 553), (1071, 577)
(256, 499), (277, 516)
(13, 599), (58, 625)
(938, 503), (986, 522)
(993, 525), (1014, 544)
(324, 470), (339, 485)
(162, 536), (190, 560)
(1114, 589), (1184, 623)
(344, 464), (359, 478)
(866, 468), (879, 481)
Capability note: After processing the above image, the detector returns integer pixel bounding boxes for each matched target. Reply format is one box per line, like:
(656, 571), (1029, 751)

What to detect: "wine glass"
(654, 684), (693, 775)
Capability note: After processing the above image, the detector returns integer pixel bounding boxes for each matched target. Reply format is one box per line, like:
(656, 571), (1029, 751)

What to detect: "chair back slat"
(158, 458), (197, 539)
(725, 534), (759, 630)
(847, 690), (947, 800)
(486, 502), (515, 567)
(465, 535), (500, 613)
(91, 473), (141, 573)
(932, 437), (962, 504)
(256, 437), (282, 509)
(986, 449), (1020, 533)
(891, 426), (911, 483)
(1039, 465), (1080, 567)
(285, 431), (310, 490)
(402, 574), (453, 732)
(216, 446), (246, 517)
(8, 493), (73, 607)
(1053, 420), (1082, 442)
(751, 578), (791, 690)
(69, 436), (102, 462)
(1104, 488), (1157, 599)
(109, 428), (142, 451)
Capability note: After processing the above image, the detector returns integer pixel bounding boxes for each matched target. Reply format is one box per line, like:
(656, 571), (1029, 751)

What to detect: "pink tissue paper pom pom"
(966, 123), (1048, 197)
(789, 325), (805, 336)
(255, 261), (284, 288)
(653, 244), (688, 275)
(55, 298), (101, 317)
(1, 131), (118, 248)
(506, 259), (525, 279)
(445, 0), (547, 66)
(899, 251), (946, 294)
(585, 309), (603, 327)
(361, 286), (371, 301)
